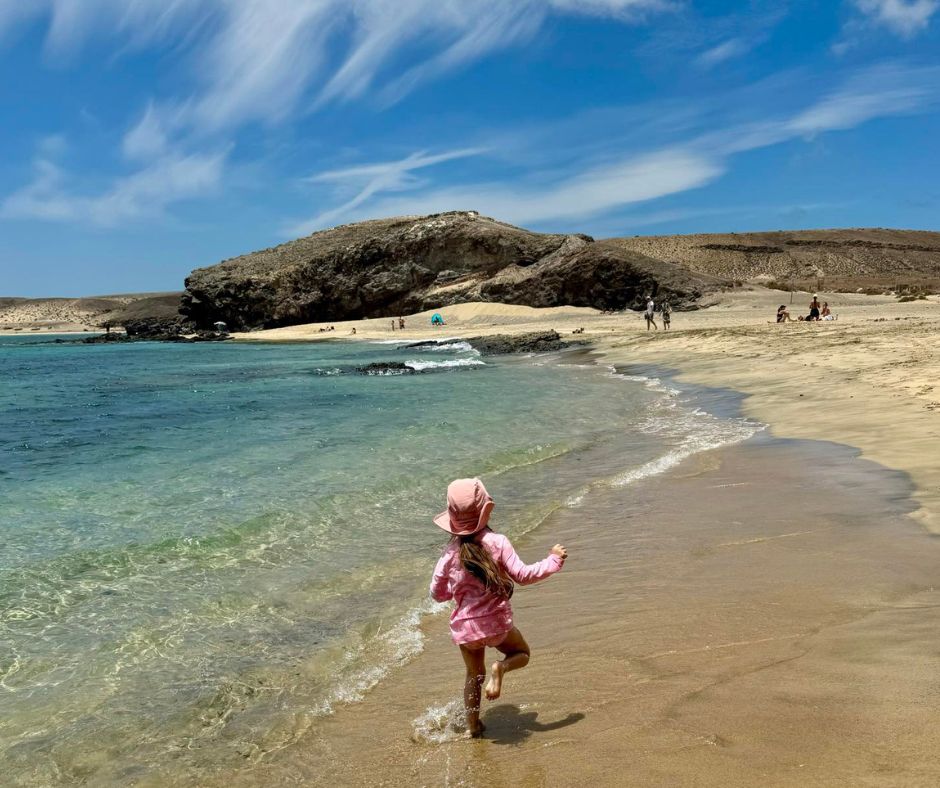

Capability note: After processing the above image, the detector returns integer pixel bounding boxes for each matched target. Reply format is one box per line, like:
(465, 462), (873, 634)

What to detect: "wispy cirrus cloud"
(1, 0), (672, 130)
(0, 0), (672, 226)
(288, 148), (488, 235)
(0, 148), (227, 226)
(293, 63), (940, 231)
(695, 38), (753, 68)
(852, 0), (939, 37)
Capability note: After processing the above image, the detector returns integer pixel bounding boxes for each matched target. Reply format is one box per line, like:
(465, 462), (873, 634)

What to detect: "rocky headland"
(180, 212), (723, 330)
(6, 218), (939, 336)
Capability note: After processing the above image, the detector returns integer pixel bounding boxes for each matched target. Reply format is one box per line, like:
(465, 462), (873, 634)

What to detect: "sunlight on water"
(0, 336), (757, 784)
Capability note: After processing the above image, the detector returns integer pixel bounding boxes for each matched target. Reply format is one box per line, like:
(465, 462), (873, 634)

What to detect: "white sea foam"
(412, 698), (467, 743)
(421, 341), (478, 354)
(610, 372), (762, 487)
(404, 358), (486, 372)
(312, 599), (449, 717)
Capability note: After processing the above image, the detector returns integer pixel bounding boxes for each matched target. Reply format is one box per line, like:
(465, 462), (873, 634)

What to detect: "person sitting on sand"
(430, 478), (567, 738)
(350, 327), (357, 335)
(644, 296), (658, 331)
(777, 305), (794, 323)
(820, 302), (836, 320)
(661, 300), (672, 330)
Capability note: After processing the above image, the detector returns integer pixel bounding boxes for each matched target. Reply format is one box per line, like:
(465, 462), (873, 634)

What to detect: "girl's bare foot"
(484, 661), (504, 700)
(468, 720), (486, 738)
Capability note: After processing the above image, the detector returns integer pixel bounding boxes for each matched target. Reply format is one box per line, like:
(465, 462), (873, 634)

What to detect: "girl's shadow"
(482, 705), (585, 745)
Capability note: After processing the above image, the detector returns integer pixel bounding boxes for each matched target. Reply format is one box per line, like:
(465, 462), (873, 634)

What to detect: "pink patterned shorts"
(461, 629), (510, 651)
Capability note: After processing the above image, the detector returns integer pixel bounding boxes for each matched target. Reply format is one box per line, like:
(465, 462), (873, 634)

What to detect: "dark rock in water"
(356, 361), (417, 375)
(181, 211), (725, 330)
(402, 340), (444, 349)
(164, 331), (231, 343)
(81, 333), (135, 344)
(468, 330), (575, 355)
(79, 330), (230, 344)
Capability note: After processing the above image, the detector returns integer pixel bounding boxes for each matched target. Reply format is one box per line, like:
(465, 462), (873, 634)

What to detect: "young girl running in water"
(430, 478), (567, 737)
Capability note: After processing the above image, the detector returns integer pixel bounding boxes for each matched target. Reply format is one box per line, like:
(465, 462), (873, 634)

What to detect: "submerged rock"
(356, 362), (417, 375)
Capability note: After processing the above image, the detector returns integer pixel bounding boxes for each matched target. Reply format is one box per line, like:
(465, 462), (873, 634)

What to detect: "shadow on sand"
(482, 705), (585, 745)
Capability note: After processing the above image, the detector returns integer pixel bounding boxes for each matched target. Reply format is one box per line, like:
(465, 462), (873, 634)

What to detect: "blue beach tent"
(430, 313), (445, 325)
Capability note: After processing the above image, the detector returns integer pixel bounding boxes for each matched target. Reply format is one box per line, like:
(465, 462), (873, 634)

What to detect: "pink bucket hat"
(433, 478), (494, 536)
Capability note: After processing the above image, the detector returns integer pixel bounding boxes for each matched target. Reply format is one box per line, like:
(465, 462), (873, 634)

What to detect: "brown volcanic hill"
(609, 229), (940, 289)
(182, 211), (724, 330)
(0, 293), (182, 332)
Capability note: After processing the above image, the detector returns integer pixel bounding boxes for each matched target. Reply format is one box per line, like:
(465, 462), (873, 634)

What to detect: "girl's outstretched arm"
(430, 549), (454, 602)
(496, 535), (565, 585)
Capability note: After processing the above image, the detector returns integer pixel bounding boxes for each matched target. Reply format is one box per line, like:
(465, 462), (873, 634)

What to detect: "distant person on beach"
(391, 320), (396, 331)
(777, 305), (794, 323)
(351, 327), (357, 335)
(661, 300), (672, 330)
(644, 297), (658, 331)
(820, 302), (836, 320)
(808, 295), (821, 321)
(398, 317), (405, 330)
(430, 478), (566, 738)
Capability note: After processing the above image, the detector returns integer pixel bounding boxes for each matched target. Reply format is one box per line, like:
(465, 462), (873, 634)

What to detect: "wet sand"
(195, 400), (940, 786)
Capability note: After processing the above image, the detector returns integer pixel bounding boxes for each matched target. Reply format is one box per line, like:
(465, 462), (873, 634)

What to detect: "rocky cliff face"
(181, 212), (723, 329)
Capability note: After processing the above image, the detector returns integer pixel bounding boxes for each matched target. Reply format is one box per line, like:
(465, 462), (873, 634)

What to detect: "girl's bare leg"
(484, 627), (530, 701)
(459, 645), (487, 737)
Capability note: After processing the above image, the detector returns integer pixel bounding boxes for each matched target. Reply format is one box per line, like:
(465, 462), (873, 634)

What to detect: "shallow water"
(0, 336), (757, 784)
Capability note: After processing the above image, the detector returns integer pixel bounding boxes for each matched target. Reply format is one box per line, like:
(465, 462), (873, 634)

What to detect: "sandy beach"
(220, 290), (940, 786)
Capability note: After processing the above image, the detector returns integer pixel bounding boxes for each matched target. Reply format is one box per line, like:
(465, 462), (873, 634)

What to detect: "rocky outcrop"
(181, 212), (724, 330)
(109, 294), (189, 337)
(467, 330), (577, 355)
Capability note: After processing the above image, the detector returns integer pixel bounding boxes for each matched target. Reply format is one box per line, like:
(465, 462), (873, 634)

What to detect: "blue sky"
(1, 0), (938, 296)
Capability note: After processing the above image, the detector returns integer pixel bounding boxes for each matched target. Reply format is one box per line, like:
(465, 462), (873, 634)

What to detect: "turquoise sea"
(0, 334), (756, 784)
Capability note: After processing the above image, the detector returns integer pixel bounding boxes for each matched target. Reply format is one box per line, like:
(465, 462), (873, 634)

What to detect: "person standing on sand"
(661, 300), (672, 330)
(808, 295), (821, 321)
(645, 296), (658, 331)
(430, 478), (567, 738)
(390, 320), (396, 332)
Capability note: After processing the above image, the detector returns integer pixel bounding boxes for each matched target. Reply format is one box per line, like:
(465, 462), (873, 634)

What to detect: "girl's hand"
(551, 544), (568, 561)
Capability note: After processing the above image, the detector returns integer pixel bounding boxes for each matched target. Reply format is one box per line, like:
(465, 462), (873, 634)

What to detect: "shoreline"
(232, 291), (940, 533)
(207, 369), (940, 786)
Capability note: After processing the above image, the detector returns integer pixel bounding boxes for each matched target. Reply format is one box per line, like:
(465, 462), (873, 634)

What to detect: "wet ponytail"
(458, 535), (514, 599)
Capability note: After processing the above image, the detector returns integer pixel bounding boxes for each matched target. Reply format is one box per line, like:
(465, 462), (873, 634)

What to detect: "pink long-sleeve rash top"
(429, 527), (563, 644)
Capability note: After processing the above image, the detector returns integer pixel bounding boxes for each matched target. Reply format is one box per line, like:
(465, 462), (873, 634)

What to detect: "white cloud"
(122, 103), (171, 161)
(695, 38), (751, 68)
(1, 149), (226, 226)
(853, 0), (939, 37)
(296, 149), (723, 229)
(292, 64), (940, 231)
(0, 0), (671, 133)
(288, 147), (488, 234)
